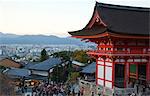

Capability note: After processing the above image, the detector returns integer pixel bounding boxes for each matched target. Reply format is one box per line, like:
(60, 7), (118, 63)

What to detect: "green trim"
(130, 64), (136, 73)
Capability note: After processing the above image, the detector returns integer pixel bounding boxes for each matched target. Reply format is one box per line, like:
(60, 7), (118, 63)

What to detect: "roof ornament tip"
(95, 1), (99, 6)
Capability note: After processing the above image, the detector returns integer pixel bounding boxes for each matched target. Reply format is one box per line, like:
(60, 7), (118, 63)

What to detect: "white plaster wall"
(97, 79), (104, 86)
(105, 62), (112, 66)
(105, 66), (112, 81)
(98, 61), (104, 65)
(105, 81), (112, 88)
(98, 65), (104, 78)
(32, 70), (48, 76)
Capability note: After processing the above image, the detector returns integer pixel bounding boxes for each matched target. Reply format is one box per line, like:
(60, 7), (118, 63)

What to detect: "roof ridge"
(96, 2), (150, 12)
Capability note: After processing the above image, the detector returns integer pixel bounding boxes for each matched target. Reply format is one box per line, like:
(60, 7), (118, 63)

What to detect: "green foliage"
(50, 61), (74, 83)
(14, 55), (20, 59)
(51, 50), (95, 64)
(28, 57), (32, 61)
(0, 66), (6, 70)
(67, 72), (80, 83)
(51, 65), (68, 83)
(40, 49), (49, 62)
(72, 50), (94, 63)
(51, 51), (73, 61)
(50, 50), (95, 83)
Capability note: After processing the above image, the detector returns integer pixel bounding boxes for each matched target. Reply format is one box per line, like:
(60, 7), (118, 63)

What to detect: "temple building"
(69, 2), (150, 95)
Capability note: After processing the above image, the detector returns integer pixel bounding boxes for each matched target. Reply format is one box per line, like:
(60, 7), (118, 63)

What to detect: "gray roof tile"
(28, 58), (62, 71)
(81, 62), (96, 74)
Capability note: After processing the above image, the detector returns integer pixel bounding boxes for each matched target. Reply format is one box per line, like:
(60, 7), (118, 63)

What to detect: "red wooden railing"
(87, 49), (148, 55)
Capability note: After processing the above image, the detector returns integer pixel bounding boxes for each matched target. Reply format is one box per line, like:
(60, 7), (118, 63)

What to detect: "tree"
(51, 51), (73, 61)
(72, 50), (94, 63)
(51, 65), (68, 83)
(67, 72), (80, 83)
(51, 50), (95, 63)
(40, 49), (49, 61)
(0, 65), (6, 70)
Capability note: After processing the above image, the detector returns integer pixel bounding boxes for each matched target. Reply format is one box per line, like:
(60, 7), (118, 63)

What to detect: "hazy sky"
(0, 0), (149, 37)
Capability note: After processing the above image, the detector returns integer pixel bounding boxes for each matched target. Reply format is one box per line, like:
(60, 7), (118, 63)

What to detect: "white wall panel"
(105, 81), (112, 88)
(98, 65), (104, 78)
(134, 59), (141, 62)
(127, 59), (133, 62)
(97, 79), (104, 86)
(105, 62), (112, 66)
(98, 57), (102, 60)
(105, 67), (112, 81)
(32, 70), (48, 76)
(98, 61), (104, 65)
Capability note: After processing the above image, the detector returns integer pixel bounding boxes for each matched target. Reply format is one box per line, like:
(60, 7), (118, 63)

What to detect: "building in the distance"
(0, 58), (22, 68)
(69, 2), (150, 95)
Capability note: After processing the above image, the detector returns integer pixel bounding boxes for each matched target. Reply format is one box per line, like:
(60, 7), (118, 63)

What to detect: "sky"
(0, 0), (149, 37)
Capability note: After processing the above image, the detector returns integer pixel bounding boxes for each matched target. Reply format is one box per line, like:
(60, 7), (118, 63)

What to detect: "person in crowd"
(80, 87), (84, 96)
(91, 91), (94, 96)
(24, 85), (27, 92)
(72, 88), (75, 96)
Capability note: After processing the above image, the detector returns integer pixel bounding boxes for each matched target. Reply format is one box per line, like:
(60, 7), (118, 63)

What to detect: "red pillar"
(146, 57), (150, 81)
(124, 63), (127, 88)
(112, 60), (115, 88)
(96, 58), (98, 85)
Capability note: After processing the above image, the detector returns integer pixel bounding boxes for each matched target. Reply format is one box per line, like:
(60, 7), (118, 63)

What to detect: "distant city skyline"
(0, 0), (149, 37)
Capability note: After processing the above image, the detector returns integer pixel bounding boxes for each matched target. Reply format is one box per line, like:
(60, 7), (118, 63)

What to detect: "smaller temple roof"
(69, 2), (150, 38)
(23, 62), (37, 69)
(25, 74), (48, 80)
(0, 58), (22, 68)
(81, 62), (96, 74)
(28, 58), (62, 71)
(4, 68), (30, 78)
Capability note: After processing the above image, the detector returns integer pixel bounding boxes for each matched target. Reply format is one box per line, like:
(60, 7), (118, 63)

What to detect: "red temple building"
(69, 2), (150, 95)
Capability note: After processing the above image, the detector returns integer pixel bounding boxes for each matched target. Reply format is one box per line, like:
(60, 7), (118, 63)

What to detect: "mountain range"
(0, 32), (86, 45)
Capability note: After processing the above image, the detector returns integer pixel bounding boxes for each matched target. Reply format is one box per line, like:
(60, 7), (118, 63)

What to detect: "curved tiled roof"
(81, 62), (96, 74)
(4, 68), (30, 77)
(28, 58), (62, 71)
(96, 2), (149, 36)
(69, 2), (150, 37)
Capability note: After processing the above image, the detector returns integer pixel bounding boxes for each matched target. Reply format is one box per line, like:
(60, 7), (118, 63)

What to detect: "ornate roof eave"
(84, 3), (107, 29)
(72, 32), (150, 39)
(108, 32), (150, 39)
(71, 32), (108, 38)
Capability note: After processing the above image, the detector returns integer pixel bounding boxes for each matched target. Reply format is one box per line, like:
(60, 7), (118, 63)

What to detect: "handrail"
(88, 50), (148, 55)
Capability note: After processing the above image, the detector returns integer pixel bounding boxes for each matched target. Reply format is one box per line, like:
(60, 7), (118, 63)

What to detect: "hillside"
(0, 32), (85, 45)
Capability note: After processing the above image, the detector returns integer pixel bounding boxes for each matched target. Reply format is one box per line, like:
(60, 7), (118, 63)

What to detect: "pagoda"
(68, 2), (150, 95)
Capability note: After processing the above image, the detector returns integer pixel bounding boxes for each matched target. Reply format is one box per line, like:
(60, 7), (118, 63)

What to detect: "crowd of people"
(31, 82), (85, 96)
(127, 80), (150, 95)
(16, 80), (150, 96)
(32, 82), (66, 96)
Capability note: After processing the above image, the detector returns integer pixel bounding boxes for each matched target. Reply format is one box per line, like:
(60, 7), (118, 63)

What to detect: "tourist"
(91, 92), (94, 96)
(130, 92), (136, 96)
(24, 85), (27, 92)
(142, 85), (146, 93)
(134, 82), (139, 94)
(80, 87), (84, 96)
(32, 86), (37, 96)
(98, 91), (101, 96)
